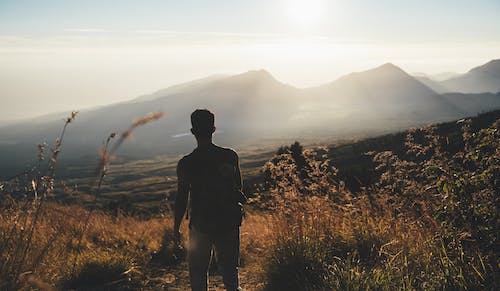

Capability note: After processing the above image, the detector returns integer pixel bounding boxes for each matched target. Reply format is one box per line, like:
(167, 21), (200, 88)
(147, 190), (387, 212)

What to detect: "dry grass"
(0, 202), (174, 289)
(240, 210), (274, 268)
(0, 201), (274, 289)
(264, 196), (494, 290)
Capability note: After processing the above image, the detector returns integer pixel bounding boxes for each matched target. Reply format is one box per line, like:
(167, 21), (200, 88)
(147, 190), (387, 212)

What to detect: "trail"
(141, 262), (264, 290)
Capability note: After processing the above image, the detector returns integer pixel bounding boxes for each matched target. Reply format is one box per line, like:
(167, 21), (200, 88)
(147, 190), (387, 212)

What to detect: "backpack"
(186, 147), (246, 234)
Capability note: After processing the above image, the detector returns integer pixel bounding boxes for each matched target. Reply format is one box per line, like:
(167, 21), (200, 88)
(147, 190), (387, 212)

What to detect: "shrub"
(64, 252), (137, 290)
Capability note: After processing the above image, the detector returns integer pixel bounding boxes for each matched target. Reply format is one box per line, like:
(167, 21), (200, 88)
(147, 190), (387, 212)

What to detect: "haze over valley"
(1, 59), (499, 177)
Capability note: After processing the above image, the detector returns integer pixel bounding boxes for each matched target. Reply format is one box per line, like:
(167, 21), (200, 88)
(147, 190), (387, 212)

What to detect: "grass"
(264, 196), (495, 290)
(0, 201), (273, 289)
(0, 201), (174, 289)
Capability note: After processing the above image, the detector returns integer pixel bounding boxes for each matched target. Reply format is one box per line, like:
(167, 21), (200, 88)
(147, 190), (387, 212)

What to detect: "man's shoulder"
(177, 151), (195, 168)
(215, 145), (239, 160)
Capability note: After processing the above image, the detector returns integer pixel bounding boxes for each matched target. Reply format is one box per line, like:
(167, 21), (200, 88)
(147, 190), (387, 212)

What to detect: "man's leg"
(188, 227), (212, 291)
(214, 228), (241, 291)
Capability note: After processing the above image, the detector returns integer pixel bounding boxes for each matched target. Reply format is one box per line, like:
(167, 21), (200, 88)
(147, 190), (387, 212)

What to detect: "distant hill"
(1, 62), (500, 178)
(441, 59), (500, 93)
(418, 60), (500, 94)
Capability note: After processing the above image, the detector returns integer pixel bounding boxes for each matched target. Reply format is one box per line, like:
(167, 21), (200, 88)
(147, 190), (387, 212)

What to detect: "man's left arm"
(234, 152), (242, 191)
(174, 159), (189, 245)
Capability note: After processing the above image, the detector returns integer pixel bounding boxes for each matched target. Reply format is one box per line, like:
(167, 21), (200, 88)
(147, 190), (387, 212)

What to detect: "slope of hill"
(132, 74), (228, 103)
(440, 59), (500, 93)
(327, 109), (500, 191)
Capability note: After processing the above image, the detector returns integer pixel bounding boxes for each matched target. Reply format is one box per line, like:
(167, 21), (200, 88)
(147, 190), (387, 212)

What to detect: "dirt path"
(141, 262), (265, 290)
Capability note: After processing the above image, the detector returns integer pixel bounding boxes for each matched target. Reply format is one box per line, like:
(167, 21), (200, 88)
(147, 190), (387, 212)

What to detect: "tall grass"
(0, 202), (172, 289)
(0, 111), (166, 289)
(0, 111), (78, 289)
(265, 196), (495, 290)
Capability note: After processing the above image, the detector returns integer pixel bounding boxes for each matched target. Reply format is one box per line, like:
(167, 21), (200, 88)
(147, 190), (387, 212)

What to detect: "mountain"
(439, 59), (500, 93)
(1, 63), (500, 178)
(321, 63), (437, 103)
(304, 63), (460, 130)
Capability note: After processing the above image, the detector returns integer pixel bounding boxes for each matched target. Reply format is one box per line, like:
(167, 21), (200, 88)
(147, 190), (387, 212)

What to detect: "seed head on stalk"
(73, 111), (164, 275)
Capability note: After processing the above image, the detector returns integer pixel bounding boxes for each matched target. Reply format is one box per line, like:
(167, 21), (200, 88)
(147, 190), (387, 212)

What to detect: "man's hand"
(174, 227), (181, 246)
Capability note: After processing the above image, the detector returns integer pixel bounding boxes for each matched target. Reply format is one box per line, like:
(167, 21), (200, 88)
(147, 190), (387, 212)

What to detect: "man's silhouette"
(174, 109), (245, 291)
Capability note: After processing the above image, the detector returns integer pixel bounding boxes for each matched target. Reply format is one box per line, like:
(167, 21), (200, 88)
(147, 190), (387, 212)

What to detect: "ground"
(142, 262), (264, 290)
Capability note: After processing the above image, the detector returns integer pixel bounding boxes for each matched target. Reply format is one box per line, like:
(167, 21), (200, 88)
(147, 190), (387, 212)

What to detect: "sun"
(286, 0), (325, 30)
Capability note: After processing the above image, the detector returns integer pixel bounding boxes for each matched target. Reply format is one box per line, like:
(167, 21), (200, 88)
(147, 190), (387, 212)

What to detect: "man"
(174, 109), (245, 291)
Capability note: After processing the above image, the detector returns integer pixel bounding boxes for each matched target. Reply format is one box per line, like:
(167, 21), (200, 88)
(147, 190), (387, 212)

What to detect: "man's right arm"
(174, 159), (189, 244)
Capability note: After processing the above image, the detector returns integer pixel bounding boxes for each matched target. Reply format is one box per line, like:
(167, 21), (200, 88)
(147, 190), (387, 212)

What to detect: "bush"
(64, 252), (137, 290)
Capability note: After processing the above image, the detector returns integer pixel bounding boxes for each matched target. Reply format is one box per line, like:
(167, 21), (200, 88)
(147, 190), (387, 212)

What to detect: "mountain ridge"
(422, 59), (500, 94)
(1, 60), (500, 177)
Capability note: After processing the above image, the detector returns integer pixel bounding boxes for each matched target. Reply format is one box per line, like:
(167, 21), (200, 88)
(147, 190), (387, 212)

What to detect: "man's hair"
(191, 109), (215, 138)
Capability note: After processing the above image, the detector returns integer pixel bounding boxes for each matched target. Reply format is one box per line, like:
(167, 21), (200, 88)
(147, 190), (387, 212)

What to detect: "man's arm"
(174, 159), (189, 244)
(234, 152), (242, 191)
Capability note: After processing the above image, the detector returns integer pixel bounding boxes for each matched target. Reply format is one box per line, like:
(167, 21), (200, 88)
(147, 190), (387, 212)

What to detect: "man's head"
(190, 109), (215, 139)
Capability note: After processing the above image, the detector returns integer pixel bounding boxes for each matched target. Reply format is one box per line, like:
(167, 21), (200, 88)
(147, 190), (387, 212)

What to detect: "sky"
(1, 0), (500, 122)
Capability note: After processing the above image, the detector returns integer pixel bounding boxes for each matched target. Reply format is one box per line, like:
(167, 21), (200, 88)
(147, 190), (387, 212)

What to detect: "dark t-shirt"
(178, 144), (243, 233)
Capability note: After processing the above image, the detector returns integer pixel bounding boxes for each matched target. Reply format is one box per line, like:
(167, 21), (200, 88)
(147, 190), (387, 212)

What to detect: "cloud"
(64, 28), (108, 33)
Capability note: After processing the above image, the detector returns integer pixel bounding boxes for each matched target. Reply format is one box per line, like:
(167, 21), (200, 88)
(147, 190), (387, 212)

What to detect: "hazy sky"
(1, 0), (500, 122)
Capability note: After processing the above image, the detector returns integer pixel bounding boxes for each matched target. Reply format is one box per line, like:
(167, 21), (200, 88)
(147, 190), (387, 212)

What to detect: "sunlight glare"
(287, 0), (325, 30)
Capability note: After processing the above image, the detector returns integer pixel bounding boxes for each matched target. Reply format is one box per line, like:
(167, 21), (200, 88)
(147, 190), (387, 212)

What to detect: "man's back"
(178, 144), (243, 234)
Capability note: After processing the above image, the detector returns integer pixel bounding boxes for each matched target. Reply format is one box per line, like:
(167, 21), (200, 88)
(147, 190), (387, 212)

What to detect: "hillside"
(441, 59), (500, 93)
(420, 59), (500, 94)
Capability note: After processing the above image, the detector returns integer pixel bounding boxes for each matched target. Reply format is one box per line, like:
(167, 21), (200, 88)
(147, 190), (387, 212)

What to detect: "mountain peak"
(227, 69), (279, 84)
(335, 63), (409, 82)
(374, 62), (405, 73)
(240, 69), (274, 79)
